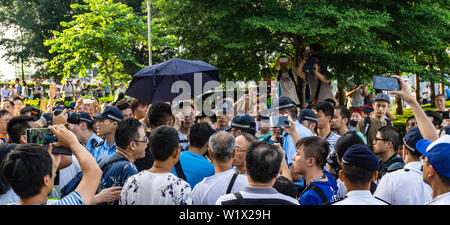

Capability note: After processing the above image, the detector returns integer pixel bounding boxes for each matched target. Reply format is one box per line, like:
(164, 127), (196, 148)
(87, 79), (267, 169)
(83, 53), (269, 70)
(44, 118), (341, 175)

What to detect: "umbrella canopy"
(125, 58), (220, 104)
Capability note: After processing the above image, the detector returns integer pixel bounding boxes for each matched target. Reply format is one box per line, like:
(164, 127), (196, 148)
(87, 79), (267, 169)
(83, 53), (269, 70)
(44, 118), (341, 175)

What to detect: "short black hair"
(273, 176), (297, 199)
(189, 122), (215, 148)
(7, 115), (34, 144)
(378, 125), (400, 150)
(246, 141), (282, 183)
(115, 118), (145, 150)
(295, 136), (330, 169)
(130, 98), (148, 112)
(115, 101), (131, 111)
(335, 106), (350, 125)
(1, 144), (52, 199)
(406, 116), (415, 122)
(148, 102), (174, 128)
(2, 100), (14, 107)
(0, 109), (11, 119)
(323, 98), (336, 108)
(341, 163), (374, 188)
(149, 125), (180, 161)
(335, 132), (365, 162)
(314, 101), (334, 120)
(425, 110), (443, 127)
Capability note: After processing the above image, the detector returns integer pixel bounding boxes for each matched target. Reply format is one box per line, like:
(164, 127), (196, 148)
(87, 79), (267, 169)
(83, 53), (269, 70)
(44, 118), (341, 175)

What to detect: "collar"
(427, 192), (450, 204)
(346, 190), (374, 198)
(243, 186), (279, 195)
(404, 161), (423, 173)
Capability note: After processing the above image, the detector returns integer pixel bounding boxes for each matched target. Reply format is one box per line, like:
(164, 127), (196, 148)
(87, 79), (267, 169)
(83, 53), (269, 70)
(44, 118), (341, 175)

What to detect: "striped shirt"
(49, 191), (84, 205)
(326, 132), (341, 155)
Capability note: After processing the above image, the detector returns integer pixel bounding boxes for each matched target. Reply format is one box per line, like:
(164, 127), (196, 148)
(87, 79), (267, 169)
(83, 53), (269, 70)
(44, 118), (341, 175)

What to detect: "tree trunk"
(430, 80), (436, 107)
(395, 96), (403, 115)
(337, 74), (345, 106)
(293, 35), (305, 107)
(415, 73), (421, 104)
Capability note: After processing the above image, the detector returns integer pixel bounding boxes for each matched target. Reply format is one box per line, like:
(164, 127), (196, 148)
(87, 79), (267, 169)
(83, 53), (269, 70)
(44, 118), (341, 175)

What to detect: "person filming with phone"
(273, 56), (301, 106)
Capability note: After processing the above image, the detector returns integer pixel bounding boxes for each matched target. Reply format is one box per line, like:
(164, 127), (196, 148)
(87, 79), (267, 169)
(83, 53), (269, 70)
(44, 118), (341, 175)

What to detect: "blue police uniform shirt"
(97, 153), (138, 205)
(299, 170), (339, 205)
(172, 151), (215, 189)
(90, 138), (117, 162)
(283, 120), (313, 165)
(85, 133), (104, 153)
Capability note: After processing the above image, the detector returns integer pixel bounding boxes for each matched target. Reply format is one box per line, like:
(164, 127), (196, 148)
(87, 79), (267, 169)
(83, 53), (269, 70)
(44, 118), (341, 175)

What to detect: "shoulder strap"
(364, 117), (371, 136)
(386, 119), (392, 126)
(304, 184), (328, 204)
(226, 173), (239, 194)
(174, 161), (187, 181)
(100, 157), (127, 171)
(92, 140), (105, 149)
(277, 70), (282, 81)
(233, 192), (244, 205)
(374, 196), (392, 205)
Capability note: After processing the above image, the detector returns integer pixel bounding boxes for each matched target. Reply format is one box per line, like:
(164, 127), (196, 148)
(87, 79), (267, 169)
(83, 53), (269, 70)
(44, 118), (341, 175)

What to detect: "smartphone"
(373, 75), (400, 91)
(26, 128), (58, 144)
(279, 57), (288, 63)
(270, 116), (290, 128)
(42, 144), (72, 156)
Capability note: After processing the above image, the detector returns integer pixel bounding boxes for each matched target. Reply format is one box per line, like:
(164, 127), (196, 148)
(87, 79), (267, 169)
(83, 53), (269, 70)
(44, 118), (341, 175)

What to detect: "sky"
(0, 27), (16, 80)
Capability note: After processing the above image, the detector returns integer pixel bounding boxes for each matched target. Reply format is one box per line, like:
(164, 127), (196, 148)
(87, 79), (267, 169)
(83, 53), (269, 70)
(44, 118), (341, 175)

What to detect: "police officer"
(226, 114), (257, 137)
(67, 111), (103, 152)
(91, 106), (124, 161)
(332, 144), (389, 205)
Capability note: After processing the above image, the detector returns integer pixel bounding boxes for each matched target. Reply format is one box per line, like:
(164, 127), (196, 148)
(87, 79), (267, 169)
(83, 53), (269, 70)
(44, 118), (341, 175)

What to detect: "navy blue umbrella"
(125, 58), (220, 104)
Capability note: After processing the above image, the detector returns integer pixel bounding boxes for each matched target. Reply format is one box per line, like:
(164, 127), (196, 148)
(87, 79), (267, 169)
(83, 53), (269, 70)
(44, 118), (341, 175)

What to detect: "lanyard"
(300, 174), (327, 197)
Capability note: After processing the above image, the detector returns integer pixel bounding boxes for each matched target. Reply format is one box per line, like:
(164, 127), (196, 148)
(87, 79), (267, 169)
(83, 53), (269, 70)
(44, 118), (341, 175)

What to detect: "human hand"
(283, 115), (298, 136)
(95, 186), (122, 204)
(48, 124), (80, 150)
(52, 108), (68, 126)
(388, 75), (416, 104)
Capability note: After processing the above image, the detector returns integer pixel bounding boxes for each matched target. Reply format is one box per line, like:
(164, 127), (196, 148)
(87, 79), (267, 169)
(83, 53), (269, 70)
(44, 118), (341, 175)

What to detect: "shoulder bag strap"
(226, 173), (239, 194)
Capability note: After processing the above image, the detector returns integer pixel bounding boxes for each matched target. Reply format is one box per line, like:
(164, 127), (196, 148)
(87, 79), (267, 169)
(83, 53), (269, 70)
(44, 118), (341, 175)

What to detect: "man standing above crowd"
(61, 78), (75, 103)
(357, 93), (393, 150)
(272, 56), (301, 106)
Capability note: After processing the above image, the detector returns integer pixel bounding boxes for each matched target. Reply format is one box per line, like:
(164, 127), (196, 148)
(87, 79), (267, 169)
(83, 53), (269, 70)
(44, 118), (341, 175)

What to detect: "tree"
(44, 0), (147, 91)
(0, 0), (83, 82)
(156, 0), (449, 106)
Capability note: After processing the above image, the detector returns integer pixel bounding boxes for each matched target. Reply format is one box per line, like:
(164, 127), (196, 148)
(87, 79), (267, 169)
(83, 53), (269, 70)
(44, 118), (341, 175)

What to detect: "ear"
(306, 157), (315, 168)
(207, 148), (213, 159)
(20, 134), (27, 144)
(339, 170), (345, 183)
(129, 140), (137, 151)
(371, 171), (378, 182)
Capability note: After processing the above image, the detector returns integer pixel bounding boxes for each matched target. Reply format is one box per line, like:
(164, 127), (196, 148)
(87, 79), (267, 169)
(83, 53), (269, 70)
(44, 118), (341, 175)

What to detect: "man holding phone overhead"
(273, 56), (301, 106)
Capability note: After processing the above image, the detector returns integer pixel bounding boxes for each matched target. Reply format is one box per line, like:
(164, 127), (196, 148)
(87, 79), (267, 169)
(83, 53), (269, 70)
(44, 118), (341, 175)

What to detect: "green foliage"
(155, 0), (449, 85)
(44, 0), (147, 88)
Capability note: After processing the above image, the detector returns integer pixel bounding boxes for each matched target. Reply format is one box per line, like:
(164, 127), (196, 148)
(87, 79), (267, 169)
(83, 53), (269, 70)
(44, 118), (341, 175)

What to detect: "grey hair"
(208, 131), (236, 161)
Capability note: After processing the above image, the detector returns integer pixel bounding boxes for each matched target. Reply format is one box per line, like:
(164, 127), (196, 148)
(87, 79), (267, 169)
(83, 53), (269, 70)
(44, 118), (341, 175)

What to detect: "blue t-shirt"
(172, 151), (215, 189)
(299, 170), (338, 205)
(97, 153), (138, 205)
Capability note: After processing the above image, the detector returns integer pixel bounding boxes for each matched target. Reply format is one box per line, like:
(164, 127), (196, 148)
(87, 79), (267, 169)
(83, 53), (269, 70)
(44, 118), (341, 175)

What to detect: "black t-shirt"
(134, 131), (154, 172)
(436, 110), (450, 119)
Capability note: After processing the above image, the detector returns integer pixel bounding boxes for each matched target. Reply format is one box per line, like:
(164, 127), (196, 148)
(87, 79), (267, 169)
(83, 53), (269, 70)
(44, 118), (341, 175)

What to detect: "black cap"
(68, 111), (94, 125)
(298, 109), (317, 123)
(271, 96), (296, 111)
(374, 93), (390, 103)
(227, 114), (256, 131)
(342, 144), (379, 171)
(93, 106), (124, 122)
(403, 126), (423, 155)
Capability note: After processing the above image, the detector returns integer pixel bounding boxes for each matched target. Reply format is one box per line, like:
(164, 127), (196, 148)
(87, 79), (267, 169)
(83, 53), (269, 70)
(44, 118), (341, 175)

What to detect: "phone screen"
(26, 128), (58, 144)
(373, 75), (400, 91)
(270, 116), (290, 128)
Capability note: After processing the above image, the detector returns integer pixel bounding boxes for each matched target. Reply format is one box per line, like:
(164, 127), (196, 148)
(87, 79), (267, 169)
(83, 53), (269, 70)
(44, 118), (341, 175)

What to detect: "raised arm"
(49, 124), (102, 205)
(389, 75), (438, 141)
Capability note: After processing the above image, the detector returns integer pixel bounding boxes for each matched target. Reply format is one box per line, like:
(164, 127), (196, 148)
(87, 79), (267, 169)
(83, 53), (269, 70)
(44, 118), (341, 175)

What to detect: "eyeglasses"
(132, 136), (149, 144)
(375, 137), (390, 142)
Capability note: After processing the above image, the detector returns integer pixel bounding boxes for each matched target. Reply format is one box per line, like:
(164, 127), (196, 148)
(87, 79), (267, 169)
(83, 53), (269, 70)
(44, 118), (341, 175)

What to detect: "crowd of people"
(0, 59), (449, 206)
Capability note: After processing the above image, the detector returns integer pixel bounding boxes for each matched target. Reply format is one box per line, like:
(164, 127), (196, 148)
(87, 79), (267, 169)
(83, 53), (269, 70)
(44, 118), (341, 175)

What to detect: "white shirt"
(54, 155), (82, 198)
(192, 169), (248, 205)
(278, 71), (300, 105)
(120, 171), (192, 205)
(426, 192), (450, 205)
(332, 190), (388, 205)
(374, 161), (432, 205)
